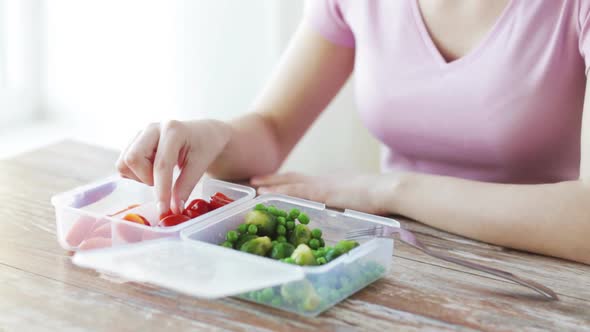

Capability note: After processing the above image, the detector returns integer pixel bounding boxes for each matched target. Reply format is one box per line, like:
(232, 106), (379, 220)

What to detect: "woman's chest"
(345, 0), (586, 173)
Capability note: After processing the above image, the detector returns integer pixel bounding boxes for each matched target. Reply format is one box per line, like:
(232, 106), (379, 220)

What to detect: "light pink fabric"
(305, 0), (590, 183)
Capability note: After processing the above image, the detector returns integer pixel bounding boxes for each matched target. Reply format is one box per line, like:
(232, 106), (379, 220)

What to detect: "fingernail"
(157, 201), (166, 215)
(175, 200), (185, 214)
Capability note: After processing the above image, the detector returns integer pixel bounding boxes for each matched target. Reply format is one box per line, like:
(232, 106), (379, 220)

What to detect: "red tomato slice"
(159, 214), (191, 227)
(159, 209), (174, 221)
(122, 213), (150, 226)
(183, 199), (211, 218)
(211, 192), (234, 203)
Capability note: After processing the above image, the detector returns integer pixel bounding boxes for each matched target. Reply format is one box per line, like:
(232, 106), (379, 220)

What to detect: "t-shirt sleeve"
(578, 0), (590, 74)
(304, 0), (355, 48)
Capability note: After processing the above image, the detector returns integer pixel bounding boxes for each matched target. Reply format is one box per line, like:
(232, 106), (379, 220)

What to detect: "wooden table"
(1, 140), (589, 331)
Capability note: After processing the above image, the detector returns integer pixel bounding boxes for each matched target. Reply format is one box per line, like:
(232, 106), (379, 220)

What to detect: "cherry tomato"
(183, 199), (211, 218)
(211, 192), (233, 203)
(159, 209), (174, 221)
(159, 214), (191, 227)
(122, 213), (150, 226)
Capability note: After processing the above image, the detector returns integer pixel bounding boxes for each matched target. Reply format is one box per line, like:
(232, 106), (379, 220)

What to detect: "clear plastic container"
(51, 175), (256, 251)
(72, 194), (398, 316)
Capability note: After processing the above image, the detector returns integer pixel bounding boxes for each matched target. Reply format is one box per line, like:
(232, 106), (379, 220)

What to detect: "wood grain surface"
(0, 140), (588, 332)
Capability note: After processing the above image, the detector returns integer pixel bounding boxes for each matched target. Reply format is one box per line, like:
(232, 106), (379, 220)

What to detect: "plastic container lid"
(72, 239), (305, 299)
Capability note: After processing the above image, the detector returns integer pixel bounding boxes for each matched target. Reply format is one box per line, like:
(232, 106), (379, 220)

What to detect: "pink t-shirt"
(305, 0), (590, 184)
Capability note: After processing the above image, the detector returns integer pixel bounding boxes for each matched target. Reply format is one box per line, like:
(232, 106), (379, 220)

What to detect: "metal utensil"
(346, 224), (558, 300)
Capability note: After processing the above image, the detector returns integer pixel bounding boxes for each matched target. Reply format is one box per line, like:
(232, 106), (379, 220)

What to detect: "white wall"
(37, 0), (380, 173)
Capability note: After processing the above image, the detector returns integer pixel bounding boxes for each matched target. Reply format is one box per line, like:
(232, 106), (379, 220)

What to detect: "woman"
(117, 0), (590, 264)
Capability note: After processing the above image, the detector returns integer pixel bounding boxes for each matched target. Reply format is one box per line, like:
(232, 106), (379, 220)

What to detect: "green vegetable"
(261, 287), (274, 302)
(237, 223), (248, 234)
(311, 228), (322, 239)
(254, 203), (267, 211)
(277, 216), (286, 225)
(288, 208), (300, 219)
(290, 244), (317, 266)
(297, 213), (310, 225)
(226, 230), (239, 242)
(244, 210), (277, 236)
(317, 257), (327, 265)
(280, 280), (320, 311)
(276, 235), (287, 243)
(234, 234), (258, 249)
(267, 206), (280, 216)
(334, 240), (359, 253)
(240, 236), (272, 256)
(282, 257), (296, 264)
(270, 242), (295, 259)
(325, 248), (342, 262)
(286, 221), (295, 231)
(289, 224), (312, 246)
(221, 241), (233, 248)
(270, 297), (282, 307)
(277, 225), (286, 235)
(308, 238), (320, 250)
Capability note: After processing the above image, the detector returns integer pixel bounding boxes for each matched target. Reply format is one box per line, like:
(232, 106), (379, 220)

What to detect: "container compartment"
(181, 194), (396, 316)
(52, 176), (256, 251)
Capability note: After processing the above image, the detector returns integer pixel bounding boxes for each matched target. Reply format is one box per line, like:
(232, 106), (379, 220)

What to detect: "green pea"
(288, 208), (300, 219)
(267, 206), (280, 216)
(277, 235), (287, 243)
(286, 221), (295, 230)
(248, 224), (258, 235)
(319, 238), (325, 247)
(278, 209), (288, 218)
(226, 230), (239, 242)
(270, 297), (282, 307)
(297, 213), (310, 224)
(277, 216), (286, 225)
(260, 288), (274, 302)
(237, 223), (248, 234)
(221, 241), (233, 248)
(309, 238), (320, 250)
(311, 228), (322, 239)
(317, 257), (327, 265)
(277, 225), (287, 235)
(282, 257), (296, 264)
(254, 203), (267, 211)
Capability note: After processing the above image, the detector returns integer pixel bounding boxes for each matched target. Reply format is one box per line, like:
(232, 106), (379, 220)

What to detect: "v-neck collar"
(411, 0), (515, 69)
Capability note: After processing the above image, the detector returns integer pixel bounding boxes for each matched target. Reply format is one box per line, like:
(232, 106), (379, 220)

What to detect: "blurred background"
(0, 0), (380, 174)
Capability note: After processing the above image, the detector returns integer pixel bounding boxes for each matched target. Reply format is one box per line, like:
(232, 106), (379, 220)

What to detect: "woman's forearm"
(391, 173), (590, 264)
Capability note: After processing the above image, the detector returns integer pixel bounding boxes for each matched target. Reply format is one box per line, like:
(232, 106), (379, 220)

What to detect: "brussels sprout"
(234, 234), (258, 249)
(280, 279), (321, 311)
(244, 210), (277, 236)
(290, 244), (317, 266)
(240, 236), (272, 256)
(288, 224), (312, 246)
(270, 242), (295, 260)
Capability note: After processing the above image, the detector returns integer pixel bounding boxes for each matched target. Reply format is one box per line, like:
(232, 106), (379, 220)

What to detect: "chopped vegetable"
(290, 244), (317, 266)
(240, 236), (272, 256)
(311, 228), (322, 239)
(183, 199), (210, 219)
(247, 224), (258, 235)
(270, 242), (295, 260)
(123, 213), (150, 226)
(158, 214), (190, 227)
(226, 230), (239, 242)
(234, 234), (258, 249)
(289, 224), (312, 246)
(297, 213), (310, 225)
(244, 210), (276, 236)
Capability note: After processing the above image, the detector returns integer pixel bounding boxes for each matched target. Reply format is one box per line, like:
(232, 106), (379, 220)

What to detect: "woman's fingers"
(251, 172), (310, 186)
(171, 156), (206, 214)
(116, 131), (142, 182)
(122, 123), (160, 186)
(153, 120), (185, 215)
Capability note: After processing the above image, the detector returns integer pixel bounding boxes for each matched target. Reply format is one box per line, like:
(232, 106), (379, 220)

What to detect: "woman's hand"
(251, 172), (402, 215)
(116, 119), (231, 215)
